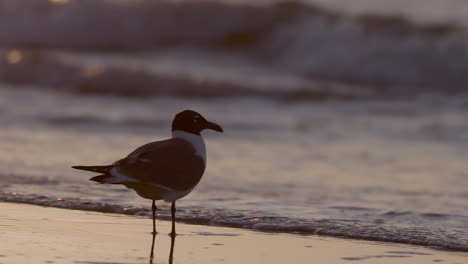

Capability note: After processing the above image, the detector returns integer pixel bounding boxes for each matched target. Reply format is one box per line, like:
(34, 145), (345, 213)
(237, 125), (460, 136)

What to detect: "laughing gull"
(72, 110), (223, 235)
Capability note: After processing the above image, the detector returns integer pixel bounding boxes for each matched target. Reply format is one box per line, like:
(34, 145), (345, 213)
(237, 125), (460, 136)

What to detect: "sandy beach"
(0, 202), (466, 264)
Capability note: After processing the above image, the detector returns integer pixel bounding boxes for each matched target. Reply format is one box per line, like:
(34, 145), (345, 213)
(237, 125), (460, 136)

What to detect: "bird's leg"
(170, 201), (176, 236)
(152, 200), (157, 235)
(169, 230), (176, 264)
(149, 231), (156, 264)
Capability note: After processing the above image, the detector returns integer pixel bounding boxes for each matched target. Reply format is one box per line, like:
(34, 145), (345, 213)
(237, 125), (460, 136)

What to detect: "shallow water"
(1, 86), (468, 250)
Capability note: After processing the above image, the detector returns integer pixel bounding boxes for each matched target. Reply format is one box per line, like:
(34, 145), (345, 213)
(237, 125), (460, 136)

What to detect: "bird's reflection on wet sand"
(149, 233), (176, 264)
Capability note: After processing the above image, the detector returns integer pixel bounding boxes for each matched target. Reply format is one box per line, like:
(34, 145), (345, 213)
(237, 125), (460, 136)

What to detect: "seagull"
(72, 110), (223, 235)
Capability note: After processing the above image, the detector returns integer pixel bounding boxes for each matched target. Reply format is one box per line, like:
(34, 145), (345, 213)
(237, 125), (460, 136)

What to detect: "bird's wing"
(112, 138), (205, 191)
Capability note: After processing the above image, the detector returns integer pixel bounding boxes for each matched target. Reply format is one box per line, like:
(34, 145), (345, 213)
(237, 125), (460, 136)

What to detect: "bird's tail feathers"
(72, 165), (114, 174)
(90, 174), (112, 184)
(73, 165), (125, 184)
(90, 174), (126, 184)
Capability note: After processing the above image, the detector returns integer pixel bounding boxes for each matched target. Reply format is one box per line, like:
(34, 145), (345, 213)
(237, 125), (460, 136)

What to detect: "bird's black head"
(171, 110), (223, 135)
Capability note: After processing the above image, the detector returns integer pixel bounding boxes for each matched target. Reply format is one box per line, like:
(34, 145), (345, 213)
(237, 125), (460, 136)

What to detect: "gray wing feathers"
(111, 138), (205, 191)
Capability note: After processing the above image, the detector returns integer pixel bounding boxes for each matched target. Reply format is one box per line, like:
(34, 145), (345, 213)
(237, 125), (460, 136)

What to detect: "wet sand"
(1, 202), (467, 264)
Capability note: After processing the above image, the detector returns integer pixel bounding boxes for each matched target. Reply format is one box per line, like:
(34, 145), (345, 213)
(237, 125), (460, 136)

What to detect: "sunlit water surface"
(1, 87), (468, 250)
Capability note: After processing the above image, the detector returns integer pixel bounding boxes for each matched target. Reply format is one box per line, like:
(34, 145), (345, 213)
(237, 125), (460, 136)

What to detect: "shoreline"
(1, 202), (467, 264)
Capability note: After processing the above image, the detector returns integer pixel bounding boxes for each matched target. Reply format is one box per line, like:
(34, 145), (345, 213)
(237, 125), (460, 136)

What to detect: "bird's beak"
(205, 121), (223, 133)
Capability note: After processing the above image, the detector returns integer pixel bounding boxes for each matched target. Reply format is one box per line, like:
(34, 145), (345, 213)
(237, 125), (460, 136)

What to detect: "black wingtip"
(72, 165), (92, 171)
(71, 165), (113, 173)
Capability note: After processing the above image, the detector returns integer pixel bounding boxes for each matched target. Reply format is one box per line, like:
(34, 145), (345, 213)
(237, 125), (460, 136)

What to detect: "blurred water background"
(1, 0), (468, 251)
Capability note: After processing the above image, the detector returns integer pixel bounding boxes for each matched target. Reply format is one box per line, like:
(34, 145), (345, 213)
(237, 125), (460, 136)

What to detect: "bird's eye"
(193, 116), (201, 123)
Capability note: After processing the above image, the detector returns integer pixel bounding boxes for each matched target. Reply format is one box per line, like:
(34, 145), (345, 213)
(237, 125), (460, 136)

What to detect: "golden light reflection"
(48, 0), (71, 5)
(7, 49), (23, 64)
(191, 74), (204, 84)
(83, 64), (106, 77)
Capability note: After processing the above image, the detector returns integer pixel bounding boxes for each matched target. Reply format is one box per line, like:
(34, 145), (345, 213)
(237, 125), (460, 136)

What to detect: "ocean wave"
(0, 174), (59, 185)
(0, 49), (369, 100)
(0, 0), (461, 50)
(2, 192), (468, 252)
(44, 115), (168, 131)
(0, 0), (468, 91)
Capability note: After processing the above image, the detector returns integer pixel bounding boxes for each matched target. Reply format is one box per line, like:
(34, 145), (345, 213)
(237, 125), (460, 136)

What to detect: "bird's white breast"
(172, 130), (206, 164)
